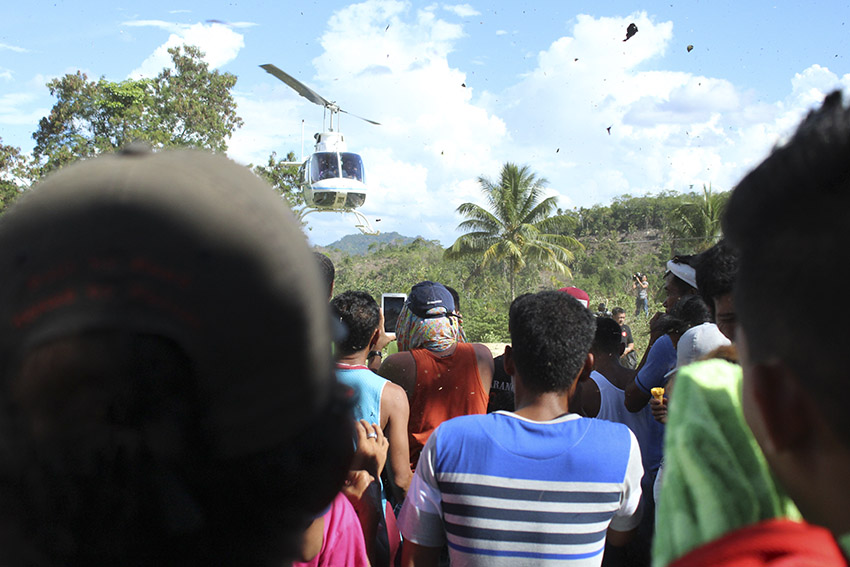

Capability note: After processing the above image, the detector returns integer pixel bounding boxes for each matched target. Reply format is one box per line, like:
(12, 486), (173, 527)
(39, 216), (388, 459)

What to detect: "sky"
(2, 1), (849, 246)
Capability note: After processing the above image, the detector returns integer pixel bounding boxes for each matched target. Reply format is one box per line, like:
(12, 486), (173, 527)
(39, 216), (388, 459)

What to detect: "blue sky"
(2, 1), (849, 245)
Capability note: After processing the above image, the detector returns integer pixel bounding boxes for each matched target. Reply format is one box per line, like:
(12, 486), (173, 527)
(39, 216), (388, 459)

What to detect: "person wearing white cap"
(666, 321), (732, 382)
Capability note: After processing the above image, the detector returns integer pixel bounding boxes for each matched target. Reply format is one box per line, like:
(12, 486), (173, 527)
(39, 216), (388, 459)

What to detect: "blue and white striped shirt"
(398, 411), (643, 566)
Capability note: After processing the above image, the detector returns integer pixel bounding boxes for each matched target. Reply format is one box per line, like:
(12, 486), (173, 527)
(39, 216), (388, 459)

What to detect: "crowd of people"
(0, 92), (846, 567)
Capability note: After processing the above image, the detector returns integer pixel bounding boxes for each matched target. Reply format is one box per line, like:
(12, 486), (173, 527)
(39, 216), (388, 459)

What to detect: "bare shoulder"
(379, 351), (414, 374)
(378, 352), (416, 398)
(470, 343), (495, 390)
(381, 381), (410, 415)
(471, 343), (495, 369)
(574, 375), (601, 418)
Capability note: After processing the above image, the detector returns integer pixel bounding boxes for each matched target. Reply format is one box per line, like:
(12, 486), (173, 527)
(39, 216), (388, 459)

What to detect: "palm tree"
(446, 163), (582, 300)
(670, 184), (729, 253)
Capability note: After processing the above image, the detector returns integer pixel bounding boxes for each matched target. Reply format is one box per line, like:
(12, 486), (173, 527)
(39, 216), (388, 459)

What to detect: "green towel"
(838, 533), (850, 558)
(652, 359), (800, 567)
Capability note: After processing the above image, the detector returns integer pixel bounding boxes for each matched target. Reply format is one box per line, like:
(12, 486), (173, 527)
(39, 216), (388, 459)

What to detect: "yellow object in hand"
(651, 387), (665, 402)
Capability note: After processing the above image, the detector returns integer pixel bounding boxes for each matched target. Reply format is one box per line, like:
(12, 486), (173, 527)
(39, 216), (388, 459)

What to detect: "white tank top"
(589, 370), (664, 482)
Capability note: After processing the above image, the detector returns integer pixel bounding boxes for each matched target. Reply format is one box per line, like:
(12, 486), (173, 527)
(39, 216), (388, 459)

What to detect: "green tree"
(31, 45), (243, 178)
(446, 163), (582, 300)
(669, 184), (729, 253)
(152, 45), (243, 151)
(0, 138), (29, 211)
(253, 151), (307, 222)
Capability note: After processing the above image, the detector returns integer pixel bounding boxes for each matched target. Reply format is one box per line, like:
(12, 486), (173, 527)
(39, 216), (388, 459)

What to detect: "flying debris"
(556, 148), (560, 153)
(461, 83), (466, 87)
(385, 24), (390, 31)
(687, 44), (694, 52)
(624, 23), (638, 42)
(606, 126), (612, 135)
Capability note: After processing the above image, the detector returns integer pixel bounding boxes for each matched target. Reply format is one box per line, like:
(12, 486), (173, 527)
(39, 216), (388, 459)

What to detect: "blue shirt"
(634, 334), (676, 394)
(399, 412), (643, 566)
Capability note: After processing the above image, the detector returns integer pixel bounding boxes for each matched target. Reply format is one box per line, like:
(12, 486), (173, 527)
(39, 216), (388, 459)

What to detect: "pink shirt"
(293, 493), (370, 567)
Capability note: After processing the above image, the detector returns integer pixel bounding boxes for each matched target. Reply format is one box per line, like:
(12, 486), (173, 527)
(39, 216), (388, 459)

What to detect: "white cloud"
(442, 4), (480, 18)
(472, 12), (850, 221)
(125, 21), (246, 78)
(228, 88), (307, 167)
(0, 69), (12, 81)
(0, 43), (28, 53)
(0, 92), (48, 127)
(789, 64), (850, 108)
(240, 5), (850, 246)
(291, 0), (507, 243)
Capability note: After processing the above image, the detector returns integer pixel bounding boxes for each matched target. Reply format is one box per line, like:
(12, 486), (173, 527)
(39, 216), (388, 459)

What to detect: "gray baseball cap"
(0, 145), (334, 459)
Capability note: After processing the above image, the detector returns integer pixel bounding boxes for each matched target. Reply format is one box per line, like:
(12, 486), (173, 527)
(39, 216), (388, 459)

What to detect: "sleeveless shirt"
(408, 343), (488, 470)
(589, 370), (663, 485)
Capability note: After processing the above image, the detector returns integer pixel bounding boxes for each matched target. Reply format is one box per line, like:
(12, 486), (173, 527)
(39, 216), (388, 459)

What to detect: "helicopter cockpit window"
(340, 153), (364, 182)
(312, 152), (339, 182)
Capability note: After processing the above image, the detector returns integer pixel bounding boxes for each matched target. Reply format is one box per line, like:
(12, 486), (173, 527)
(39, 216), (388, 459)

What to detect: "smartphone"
(381, 293), (407, 334)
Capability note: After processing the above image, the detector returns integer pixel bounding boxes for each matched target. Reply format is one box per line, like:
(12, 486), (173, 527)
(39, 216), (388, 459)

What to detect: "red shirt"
(407, 343), (488, 470)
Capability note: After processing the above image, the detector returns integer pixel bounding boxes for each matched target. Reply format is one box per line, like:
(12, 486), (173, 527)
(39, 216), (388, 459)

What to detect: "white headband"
(666, 260), (698, 289)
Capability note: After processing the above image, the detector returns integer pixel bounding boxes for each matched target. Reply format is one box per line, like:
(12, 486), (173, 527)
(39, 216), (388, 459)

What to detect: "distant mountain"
(321, 231), (419, 255)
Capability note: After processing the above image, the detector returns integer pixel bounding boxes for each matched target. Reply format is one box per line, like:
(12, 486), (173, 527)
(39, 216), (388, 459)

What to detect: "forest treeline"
(325, 187), (729, 349)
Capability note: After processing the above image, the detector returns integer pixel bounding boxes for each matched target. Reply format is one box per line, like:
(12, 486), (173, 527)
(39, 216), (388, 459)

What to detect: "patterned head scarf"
(395, 303), (462, 352)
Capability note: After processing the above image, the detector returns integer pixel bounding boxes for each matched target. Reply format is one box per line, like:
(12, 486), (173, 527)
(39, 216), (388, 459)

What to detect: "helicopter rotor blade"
(340, 108), (381, 126)
(261, 64), (380, 126)
(260, 64), (331, 108)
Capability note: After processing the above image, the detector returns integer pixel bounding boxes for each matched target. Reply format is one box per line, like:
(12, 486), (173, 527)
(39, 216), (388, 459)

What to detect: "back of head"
(314, 252), (335, 299)
(0, 147), (352, 565)
(509, 291), (595, 393)
(694, 240), (738, 314)
(593, 316), (624, 356)
(671, 294), (712, 329)
(658, 295), (712, 337)
(396, 281), (459, 352)
(331, 290), (380, 355)
(723, 90), (850, 445)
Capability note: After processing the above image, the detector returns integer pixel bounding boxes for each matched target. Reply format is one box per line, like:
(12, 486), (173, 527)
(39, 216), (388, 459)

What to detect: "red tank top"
(408, 343), (489, 470)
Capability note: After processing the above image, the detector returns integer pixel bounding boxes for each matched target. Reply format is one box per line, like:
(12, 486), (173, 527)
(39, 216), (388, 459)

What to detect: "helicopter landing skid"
(302, 208), (379, 236)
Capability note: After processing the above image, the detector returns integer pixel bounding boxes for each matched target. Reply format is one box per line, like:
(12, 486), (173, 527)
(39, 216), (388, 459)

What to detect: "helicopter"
(260, 64), (381, 234)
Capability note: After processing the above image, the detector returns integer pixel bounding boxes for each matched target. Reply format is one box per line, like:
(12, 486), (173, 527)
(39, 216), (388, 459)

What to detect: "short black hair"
(331, 291), (380, 355)
(723, 90), (850, 444)
(314, 252), (335, 298)
(612, 307), (626, 317)
(509, 291), (595, 394)
(694, 240), (738, 316)
(659, 294), (712, 336)
(593, 316), (623, 355)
